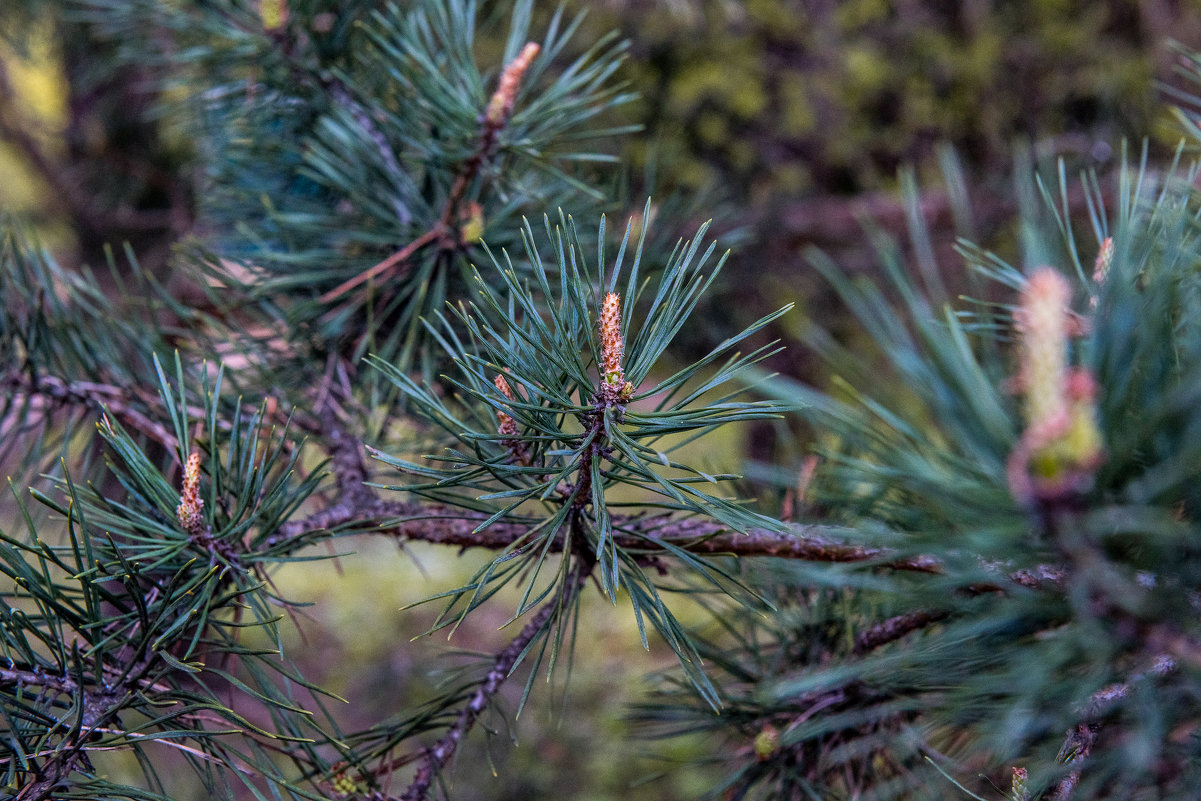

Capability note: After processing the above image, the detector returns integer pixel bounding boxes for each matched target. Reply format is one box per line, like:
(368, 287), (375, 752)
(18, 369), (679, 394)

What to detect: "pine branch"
(2, 367), (302, 455)
(441, 42), (540, 230)
(1, 658), (310, 800)
(276, 492), (943, 572)
(5, 649), (168, 801)
(1043, 654), (1178, 801)
(852, 611), (949, 655)
(397, 567), (581, 801)
(1, 369), (178, 450)
(317, 225), (445, 304)
(318, 41), (541, 307)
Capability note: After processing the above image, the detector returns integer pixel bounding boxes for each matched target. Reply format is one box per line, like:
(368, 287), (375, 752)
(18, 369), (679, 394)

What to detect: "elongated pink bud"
(1008, 268), (1103, 502)
(176, 451), (205, 535)
(494, 373), (518, 438)
(1092, 237), (1113, 285)
(599, 292), (634, 404)
(494, 373), (531, 465)
(485, 43), (540, 126)
(1018, 268), (1072, 433)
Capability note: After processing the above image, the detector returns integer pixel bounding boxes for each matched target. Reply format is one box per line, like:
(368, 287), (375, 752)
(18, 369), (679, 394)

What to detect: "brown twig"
(852, 610), (948, 655)
(277, 497), (944, 574)
(1, 659), (313, 800)
(1, 370), (179, 451)
(317, 226), (444, 304)
(397, 568), (577, 801)
(318, 42), (540, 307)
(2, 369), (300, 457)
(1044, 654), (1177, 801)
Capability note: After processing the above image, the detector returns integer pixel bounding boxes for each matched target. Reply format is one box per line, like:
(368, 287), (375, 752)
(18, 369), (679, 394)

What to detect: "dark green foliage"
(4, 1), (1201, 800)
(1, 359), (332, 800)
(371, 209), (790, 703)
(72, 0), (637, 385)
(632, 149), (1201, 798)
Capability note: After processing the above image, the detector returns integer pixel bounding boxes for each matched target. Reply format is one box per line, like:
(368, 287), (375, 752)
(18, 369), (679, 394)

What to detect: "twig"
(1045, 654), (1177, 800)
(397, 570), (575, 801)
(318, 42), (540, 307)
(2, 369), (298, 456)
(0, 662), (312, 794)
(2, 370), (178, 451)
(853, 611), (948, 655)
(317, 226), (444, 303)
(276, 498), (944, 573)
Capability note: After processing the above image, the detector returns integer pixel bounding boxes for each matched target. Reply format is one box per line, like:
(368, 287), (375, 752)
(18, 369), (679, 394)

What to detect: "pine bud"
(1092, 237), (1113, 285)
(485, 42), (540, 127)
(176, 451), (205, 535)
(753, 724), (780, 761)
(1017, 268), (1071, 433)
(494, 373), (519, 438)
(1009, 269), (1104, 502)
(494, 373), (531, 465)
(328, 763), (364, 798)
(459, 201), (485, 244)
(599, 292), (634, 404)
(1090, 237), (1113, 309)
(1061, 369), (1103, 467)
(260, 0), (288, 31)
(1010, 766), (1030, 801)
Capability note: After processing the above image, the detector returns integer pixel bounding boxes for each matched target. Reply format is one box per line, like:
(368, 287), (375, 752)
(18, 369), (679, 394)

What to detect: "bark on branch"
(397, 569), (577, 801)
(278, 498), (942, 573)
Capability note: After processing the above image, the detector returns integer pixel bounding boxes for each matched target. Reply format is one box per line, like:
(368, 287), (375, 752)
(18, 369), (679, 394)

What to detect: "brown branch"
(0, 666), (77, 697)
(1, 658), (310, 799)
(4, 654), (160, 800)
(276, 497), (943, 574)
(317, 225), (444, 304)
(397, 569), (577, 801)
(2, 369), (297, 457)
(1, 370), (178, 451)
(1044, 654), (1177, 801)
(852, 610), (948, 655)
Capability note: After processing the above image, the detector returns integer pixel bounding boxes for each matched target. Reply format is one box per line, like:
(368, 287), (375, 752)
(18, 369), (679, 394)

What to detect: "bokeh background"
(3, 1), (1200, 798)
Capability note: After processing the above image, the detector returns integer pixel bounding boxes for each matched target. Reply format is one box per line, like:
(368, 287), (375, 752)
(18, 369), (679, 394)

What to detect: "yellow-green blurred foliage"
(587, 0), (1192, 200)
(0, 26), (71, 246)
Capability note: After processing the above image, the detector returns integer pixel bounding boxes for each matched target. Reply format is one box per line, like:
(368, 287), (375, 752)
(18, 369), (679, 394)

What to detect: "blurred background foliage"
(7, 1), (1199, 270)
(2, 1), (1200, 798)
(6, 0), (1200, 394)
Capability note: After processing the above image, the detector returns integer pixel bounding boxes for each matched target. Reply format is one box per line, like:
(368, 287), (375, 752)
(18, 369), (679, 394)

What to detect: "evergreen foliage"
(2, 2), (1201, 801)
(633, 149), (1201, 798)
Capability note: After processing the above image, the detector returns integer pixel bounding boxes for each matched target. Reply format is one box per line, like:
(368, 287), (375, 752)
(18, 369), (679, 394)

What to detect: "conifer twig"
(277, 496), (943, 573)
(852, 611), (949, 655)
(397, 567), (578, 801)
(319, 42), (540, 306)
(1, 370), (178, 450)
(1045, 653), (1178, 800)
(317, 225), (444, 303)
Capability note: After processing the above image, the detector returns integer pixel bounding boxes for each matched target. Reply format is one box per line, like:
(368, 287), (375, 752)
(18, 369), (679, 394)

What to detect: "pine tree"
(3, 2), (1201, 801)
